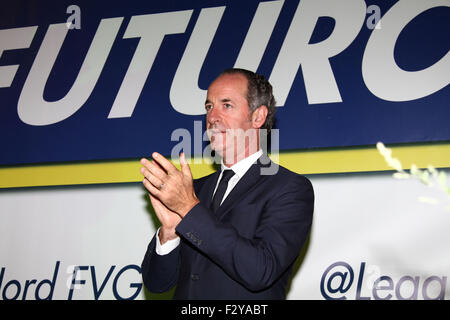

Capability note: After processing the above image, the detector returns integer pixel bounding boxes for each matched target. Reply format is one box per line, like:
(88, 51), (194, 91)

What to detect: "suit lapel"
(216, 154), (272, 220)
(197, 170), (221, 209)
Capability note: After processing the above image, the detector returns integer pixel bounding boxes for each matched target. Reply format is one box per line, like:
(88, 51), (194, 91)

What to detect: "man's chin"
(210, 143), (224, 158)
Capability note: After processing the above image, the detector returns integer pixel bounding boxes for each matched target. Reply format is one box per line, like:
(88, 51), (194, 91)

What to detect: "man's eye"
(205, 105), (212, 111)
(224, 104), (232, 109)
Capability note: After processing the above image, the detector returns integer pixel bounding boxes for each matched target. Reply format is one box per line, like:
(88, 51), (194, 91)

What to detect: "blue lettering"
(91, 265), (116, 300)
(68, 265), (88, 300)
(112, 265), (142, 300)
(355, 262), (370, 300)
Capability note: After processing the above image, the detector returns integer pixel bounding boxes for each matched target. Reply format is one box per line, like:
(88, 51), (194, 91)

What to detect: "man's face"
(205, 74), (256, 160)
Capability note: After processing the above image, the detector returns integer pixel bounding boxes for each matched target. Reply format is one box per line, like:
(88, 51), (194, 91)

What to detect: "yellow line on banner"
(1, 143), (449, 189)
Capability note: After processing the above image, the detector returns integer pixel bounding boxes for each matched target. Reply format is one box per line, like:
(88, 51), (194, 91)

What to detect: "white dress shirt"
(155, 149), (263, 255)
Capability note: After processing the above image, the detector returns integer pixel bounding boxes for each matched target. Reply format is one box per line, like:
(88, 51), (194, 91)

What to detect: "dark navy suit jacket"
(141, 154), (314, 299)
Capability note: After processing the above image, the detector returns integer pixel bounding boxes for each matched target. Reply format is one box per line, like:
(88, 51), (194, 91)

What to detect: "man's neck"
(222, 147), (262, 168)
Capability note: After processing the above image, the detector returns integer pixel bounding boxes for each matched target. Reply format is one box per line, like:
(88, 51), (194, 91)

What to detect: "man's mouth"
(207, 127), (226, 135)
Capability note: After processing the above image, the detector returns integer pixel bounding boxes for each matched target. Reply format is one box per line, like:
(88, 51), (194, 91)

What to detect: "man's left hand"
(140, 152), (199, 217)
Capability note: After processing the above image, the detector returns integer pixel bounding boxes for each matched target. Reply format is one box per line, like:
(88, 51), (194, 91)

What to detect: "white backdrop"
(1, 171), (449, 300)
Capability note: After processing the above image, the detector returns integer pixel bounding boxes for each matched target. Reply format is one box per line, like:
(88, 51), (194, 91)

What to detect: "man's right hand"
(148, 193), (181, 245)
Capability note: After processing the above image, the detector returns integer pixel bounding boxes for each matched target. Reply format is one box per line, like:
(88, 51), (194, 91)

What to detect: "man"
(140, 68), (314, 299)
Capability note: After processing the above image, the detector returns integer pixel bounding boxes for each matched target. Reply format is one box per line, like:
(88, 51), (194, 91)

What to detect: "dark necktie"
(211, 170), (235, 212)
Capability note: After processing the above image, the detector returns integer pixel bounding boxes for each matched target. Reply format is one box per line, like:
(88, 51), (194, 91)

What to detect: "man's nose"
(207, 107), (220, 125)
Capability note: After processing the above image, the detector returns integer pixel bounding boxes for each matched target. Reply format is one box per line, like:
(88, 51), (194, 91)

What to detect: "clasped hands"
(140, 152), (199, 243)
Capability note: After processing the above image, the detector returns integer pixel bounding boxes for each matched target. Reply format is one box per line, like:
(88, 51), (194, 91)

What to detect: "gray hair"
(219, 68), (276, 131)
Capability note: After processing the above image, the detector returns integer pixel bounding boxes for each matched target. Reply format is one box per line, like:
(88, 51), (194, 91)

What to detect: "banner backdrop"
(0, 0), (449, 165)
(0, 172), (449, 300)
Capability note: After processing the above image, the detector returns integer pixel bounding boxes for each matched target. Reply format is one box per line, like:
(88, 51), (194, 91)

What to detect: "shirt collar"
(220, 149), (263, 179)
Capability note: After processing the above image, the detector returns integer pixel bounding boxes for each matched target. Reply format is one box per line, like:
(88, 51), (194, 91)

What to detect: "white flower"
(418, 196), (438, 205)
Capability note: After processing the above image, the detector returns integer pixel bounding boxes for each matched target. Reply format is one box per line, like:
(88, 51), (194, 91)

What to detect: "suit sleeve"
(175, 174), (314, 292)
(140, 177), (207, 293)
(141, 234), (180, 293)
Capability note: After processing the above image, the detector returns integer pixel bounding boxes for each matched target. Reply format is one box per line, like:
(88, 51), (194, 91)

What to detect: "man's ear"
(251, 105), (268, 129)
